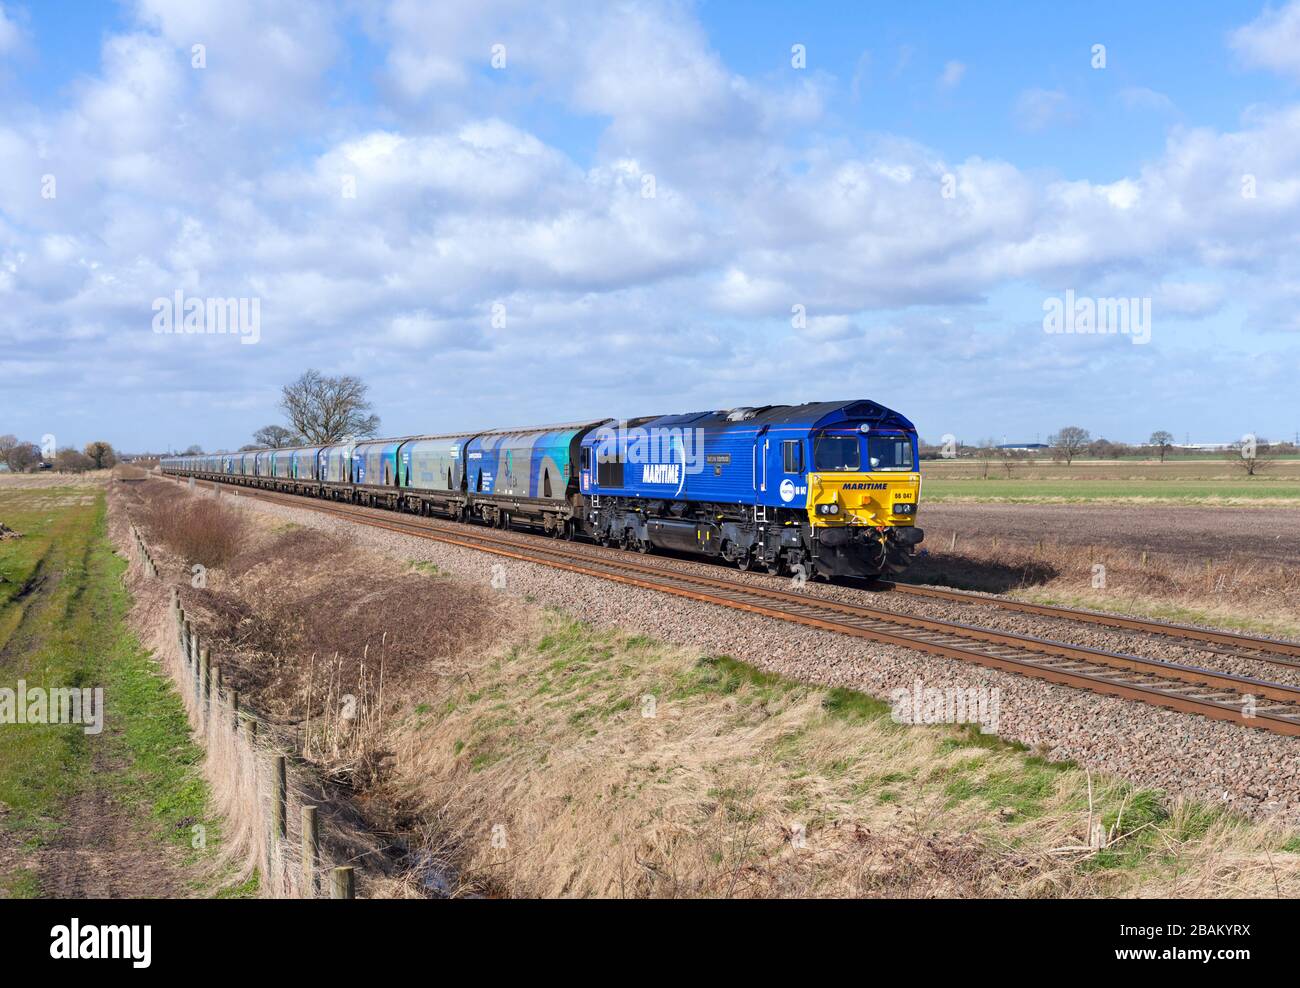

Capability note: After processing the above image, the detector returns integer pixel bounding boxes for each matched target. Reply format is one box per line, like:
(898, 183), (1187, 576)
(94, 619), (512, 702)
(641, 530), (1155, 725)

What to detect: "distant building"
(996, 443), (1049, 451)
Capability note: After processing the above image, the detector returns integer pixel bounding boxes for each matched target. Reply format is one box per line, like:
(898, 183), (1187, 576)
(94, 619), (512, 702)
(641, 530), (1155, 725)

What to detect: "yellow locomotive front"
(803, 427), (923, 577)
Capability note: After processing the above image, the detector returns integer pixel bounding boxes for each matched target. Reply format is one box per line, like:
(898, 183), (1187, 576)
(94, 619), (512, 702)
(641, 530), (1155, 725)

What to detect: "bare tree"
(1227, 438), (1272, 476)
(253, 424), (302, 448)
(1001, 448), (1019, 478)
(182, 444), (203, 455)
(83, 441), (117, 470)
(1, 437), (42, 472)
(976, 439), (998, 479)
(1149, 430), (1175, 462)
(54, 448), (95, 473)
(1048, 426), (1091, 466)
(280, 369), (380, 444)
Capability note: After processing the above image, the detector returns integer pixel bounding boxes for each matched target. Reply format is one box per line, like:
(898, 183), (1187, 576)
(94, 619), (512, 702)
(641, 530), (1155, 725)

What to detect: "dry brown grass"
(0, 471), (106, 489)
(139, 483), (246, 568)
(111, 481), (504, 896)
(913, 536), (1300, 636)
(380, 615), (1300, 899)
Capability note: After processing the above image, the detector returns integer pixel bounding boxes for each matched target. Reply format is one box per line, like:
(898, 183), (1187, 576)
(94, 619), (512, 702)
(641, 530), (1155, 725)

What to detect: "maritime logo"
(642, 464), (682, 485)
(779, 479), (796, 502)
(842, 482), (887, 490)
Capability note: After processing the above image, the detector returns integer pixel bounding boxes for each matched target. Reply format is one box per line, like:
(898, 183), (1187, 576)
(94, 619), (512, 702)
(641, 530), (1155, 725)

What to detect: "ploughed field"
(919, 502), (1300, 566)
(921, 457), (1300, 504)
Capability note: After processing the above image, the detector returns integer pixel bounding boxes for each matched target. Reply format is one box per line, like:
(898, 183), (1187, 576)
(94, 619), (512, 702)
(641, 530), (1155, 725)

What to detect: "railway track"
(164, 474), (1300, 737)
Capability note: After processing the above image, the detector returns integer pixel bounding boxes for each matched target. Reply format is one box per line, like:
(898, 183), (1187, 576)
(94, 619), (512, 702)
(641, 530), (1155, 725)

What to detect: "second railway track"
(166, 475), (1300, 737)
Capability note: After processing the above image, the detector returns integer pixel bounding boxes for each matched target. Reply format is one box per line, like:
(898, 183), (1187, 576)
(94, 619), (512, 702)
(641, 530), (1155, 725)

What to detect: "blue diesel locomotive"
(160, 399), (924, 580)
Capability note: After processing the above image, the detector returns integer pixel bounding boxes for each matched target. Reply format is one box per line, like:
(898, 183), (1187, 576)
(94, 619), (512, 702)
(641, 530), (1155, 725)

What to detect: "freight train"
(160, 400), (924, 579)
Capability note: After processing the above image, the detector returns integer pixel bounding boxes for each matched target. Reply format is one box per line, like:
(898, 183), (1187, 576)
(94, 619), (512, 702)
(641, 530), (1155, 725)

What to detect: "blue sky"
(2, 0), (1299, 453)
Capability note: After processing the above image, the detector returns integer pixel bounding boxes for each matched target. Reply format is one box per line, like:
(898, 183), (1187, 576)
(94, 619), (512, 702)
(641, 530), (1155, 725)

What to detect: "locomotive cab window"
(813, 435), (859, 472)
(581, 446), (591, 471)
(782, 440), (803, 473)
(867, 435), (914, 471)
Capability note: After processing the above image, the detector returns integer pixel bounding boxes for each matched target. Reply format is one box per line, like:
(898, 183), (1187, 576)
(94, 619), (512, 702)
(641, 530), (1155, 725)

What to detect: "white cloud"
(937, 60), (966, 90)
(1014, 88), (1074, 131)
(0, 3), (21, 55)
(134, 0), (341, 125)
(1120, 86), (1175, 112)
(1155, 280), (1226, 318)
(1230, 0), (1300, 80)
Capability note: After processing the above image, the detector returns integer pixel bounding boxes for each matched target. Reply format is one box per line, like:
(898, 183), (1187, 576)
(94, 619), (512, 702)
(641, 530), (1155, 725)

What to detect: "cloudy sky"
(2, 0), (1299, 453)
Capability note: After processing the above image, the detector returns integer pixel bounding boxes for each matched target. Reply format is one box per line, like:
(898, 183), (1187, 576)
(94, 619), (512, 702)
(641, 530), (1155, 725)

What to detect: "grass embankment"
(921, 458), (1300, 503)
(389, 613), (1300, 898)
(0, 484), (228, 897)
(908, 538), (1300, 641)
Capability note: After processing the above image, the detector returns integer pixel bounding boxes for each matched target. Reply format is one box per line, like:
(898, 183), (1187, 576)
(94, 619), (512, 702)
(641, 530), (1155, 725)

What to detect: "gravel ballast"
(213, 485), (1300, 823)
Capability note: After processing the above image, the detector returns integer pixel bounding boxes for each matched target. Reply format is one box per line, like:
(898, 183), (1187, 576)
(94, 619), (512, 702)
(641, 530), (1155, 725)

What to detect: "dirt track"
(920, 503), (1300, 565)
(35, 747), (187, 899)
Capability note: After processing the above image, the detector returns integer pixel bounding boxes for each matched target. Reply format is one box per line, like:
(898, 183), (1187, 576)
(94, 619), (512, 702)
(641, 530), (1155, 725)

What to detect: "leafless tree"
(1227, 439), (1272, 476)
(0, 436), (42, 472)
(1001, 448), (1019, 478)
(1048, 426), (1091, 466)
(253, 424), (302, 448)
(83, 441), (117, 470)
(280, 369), (380, 444)
(54, 448), (95, 472)
(1148, 430), (1175, 461)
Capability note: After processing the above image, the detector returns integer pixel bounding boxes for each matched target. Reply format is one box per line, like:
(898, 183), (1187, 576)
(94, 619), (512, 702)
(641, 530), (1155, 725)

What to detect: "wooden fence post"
(199, 648), (211, 728)
(189, 628), (200, 695)
(271, 754), (287, 841)
(302, 806), (320, 897)
(229, 690), (241, 732)
(330, 867), (354, 899)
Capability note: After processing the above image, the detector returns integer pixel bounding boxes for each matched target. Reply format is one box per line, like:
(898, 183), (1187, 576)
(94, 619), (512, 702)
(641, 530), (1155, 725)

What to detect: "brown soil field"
(920, 502), (1299, 566)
